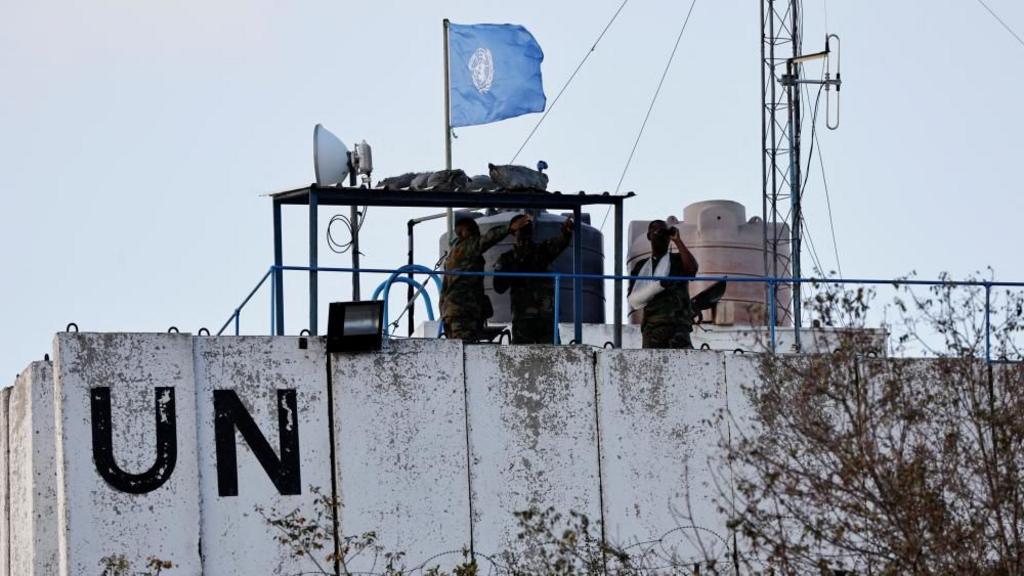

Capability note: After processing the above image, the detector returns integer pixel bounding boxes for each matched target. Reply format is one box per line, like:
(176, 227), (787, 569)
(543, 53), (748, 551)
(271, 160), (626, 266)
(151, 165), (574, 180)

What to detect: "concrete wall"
(414, 320), (877, 354)
(333, 339), (472, 572)
(9, 360), (57, 576)
(10, 333), (779, 574)
(0, 388), (9, 576)
(194, 336), (332, 576)
(466, 345), (602, 557)
(598, 350), (729, 558)
(53, 333), (203, 575)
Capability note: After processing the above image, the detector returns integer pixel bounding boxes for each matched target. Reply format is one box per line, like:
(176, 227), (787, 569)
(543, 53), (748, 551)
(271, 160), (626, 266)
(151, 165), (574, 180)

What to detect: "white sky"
(2, 0), (1023, 377)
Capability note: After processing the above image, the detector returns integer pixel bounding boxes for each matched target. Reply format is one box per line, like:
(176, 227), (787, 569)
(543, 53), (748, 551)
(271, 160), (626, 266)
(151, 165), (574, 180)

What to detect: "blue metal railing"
(218, 264), (1024, 364)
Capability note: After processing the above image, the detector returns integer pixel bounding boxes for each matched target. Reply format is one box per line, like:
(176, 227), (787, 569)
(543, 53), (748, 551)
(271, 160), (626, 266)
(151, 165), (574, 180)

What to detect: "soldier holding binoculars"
(627, 220), (699, 349)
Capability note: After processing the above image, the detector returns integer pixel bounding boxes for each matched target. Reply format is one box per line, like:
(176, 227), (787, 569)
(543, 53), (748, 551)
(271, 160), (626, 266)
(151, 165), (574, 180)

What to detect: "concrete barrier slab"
(465, 345), (601, 557)
(53, 333), (201, 575)
(9, 360), (57, 576)
(0, 387), (10, 576)
(597, 349), (729, 560)
(194, 336), (333, 576)
(333, 338), (471, 572)
(723, 353), (761, 443)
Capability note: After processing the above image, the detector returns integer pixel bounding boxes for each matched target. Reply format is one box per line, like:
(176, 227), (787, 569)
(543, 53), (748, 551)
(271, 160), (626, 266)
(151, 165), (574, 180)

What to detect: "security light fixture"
(327, 301), (384, 353)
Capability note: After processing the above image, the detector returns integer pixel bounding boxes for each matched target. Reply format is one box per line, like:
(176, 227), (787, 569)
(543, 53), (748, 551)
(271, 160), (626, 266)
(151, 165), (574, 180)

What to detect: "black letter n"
(213, 389), (300, 497)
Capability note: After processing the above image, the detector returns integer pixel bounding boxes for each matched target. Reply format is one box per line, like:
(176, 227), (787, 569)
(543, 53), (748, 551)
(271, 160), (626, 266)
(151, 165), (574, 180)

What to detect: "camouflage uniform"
(494, 230), (572, 344)
(629, 254), (696, 349)
(440, 224), (510, 340)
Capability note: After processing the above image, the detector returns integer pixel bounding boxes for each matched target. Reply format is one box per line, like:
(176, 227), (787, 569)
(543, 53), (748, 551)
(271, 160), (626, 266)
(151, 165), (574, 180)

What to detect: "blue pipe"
(373, 264), (444, 297)
(371, 276), (436, 332)
(371, 267), (443, 337)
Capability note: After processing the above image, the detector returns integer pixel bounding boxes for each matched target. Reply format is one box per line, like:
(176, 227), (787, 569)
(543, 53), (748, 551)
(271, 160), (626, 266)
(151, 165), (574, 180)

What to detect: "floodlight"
(327, 301), (384, 353)
(313, 124), (350, 186)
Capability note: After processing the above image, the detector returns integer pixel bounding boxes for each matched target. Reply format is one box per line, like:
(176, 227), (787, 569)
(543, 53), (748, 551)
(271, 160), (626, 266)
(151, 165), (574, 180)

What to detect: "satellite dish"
(313, 124), (350, 186)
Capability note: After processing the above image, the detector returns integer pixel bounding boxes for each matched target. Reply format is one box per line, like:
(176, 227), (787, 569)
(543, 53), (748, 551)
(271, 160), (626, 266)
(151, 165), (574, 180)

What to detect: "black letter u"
(90, 387), (177, 494)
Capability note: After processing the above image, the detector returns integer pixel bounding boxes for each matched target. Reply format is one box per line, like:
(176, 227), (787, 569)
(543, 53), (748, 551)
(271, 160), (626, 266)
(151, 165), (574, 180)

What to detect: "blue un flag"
(448, 23), (546, 128)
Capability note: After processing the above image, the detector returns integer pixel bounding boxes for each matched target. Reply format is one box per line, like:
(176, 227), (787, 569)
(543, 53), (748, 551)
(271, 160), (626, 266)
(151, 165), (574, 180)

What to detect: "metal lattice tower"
(761, 0), (803, 347)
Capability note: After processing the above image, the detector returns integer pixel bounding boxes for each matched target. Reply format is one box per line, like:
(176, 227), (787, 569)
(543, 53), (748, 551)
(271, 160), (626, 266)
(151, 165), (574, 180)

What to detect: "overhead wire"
(794, 74), (828, 277)
(800, 76), (844, 278)
(613, 0), (699, 196)
(510, 0), (631, 164)
(815, 127), (843, 278)
(973, 0), (1024, 50)
(802, 214), (827, 277)
(600, 0), (699, 232)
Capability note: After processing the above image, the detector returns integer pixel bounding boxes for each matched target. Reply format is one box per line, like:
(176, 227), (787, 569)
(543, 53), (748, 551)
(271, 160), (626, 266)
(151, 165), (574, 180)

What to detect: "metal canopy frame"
(269, 184), (634, 346)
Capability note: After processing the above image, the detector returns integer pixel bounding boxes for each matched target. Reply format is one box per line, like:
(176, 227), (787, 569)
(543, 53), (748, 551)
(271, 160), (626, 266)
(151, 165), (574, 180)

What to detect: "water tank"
(439, 210), (605, 323)
(626, 200), (791, 326)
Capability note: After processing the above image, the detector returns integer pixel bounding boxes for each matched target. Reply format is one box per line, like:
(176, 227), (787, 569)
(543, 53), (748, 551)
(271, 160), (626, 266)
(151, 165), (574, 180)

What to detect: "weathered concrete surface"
(723, 353), (761, 442)
(9, 360), (58, 576)
(333, 339), (471, 572)
(413, 321), (873, 354)
(0, 387), (10, 576)
(598, 350), (730, 560)
(194, 336), (332, 576)
(465, 345), (602, 557)
(53, 333), (201, 575)
(8, 332), (783, 572)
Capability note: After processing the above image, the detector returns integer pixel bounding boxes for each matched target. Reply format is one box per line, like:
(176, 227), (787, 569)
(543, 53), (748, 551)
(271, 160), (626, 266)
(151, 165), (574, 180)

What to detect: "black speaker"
(327, 301), (384, 353)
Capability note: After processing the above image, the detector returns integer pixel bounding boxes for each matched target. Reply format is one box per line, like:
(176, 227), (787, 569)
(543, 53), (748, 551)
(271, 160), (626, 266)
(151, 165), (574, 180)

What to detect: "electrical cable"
(510, 0), (631, 164)
(326, 206), (369, 255)
(801, 214), (827, 277)
(613, 0), (698, 196)
(814, 125), (843, 278)
(600, 0), (699, 232)
(974, 0), (1024, 50)
(800, 79), (843, 278)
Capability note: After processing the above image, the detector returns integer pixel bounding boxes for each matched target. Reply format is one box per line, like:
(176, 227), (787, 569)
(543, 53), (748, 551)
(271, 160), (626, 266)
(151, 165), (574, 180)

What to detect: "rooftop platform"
(268, 184), (636, 345)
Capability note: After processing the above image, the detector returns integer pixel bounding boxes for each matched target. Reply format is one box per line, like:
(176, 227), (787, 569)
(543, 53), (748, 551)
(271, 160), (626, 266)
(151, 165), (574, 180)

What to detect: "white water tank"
(626, 200), (791, 326)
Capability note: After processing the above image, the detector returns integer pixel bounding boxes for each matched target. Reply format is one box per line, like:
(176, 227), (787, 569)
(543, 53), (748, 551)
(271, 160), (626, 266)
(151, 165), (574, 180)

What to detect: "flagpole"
(443, 18), (454, 240)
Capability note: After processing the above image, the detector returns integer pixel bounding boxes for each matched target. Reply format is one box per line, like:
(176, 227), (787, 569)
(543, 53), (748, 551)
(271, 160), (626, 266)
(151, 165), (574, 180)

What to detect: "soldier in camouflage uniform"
(494, 215), (574, 344)
(627, 220), (699, 349)
(441, 215), (532, 340)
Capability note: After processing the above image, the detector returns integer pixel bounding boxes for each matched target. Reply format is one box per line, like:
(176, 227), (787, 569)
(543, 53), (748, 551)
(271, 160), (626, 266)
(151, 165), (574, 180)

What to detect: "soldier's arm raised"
(671, 229), (698, 276)
(479, 224), (511, 254)
(480, 216), (532, 254)
(540, 217), (574, 262)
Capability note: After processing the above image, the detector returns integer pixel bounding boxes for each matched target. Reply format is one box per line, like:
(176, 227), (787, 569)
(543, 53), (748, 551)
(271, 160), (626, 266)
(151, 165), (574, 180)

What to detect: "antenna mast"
(760, 0), (840, 350)
(761, 0), (801, 348)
